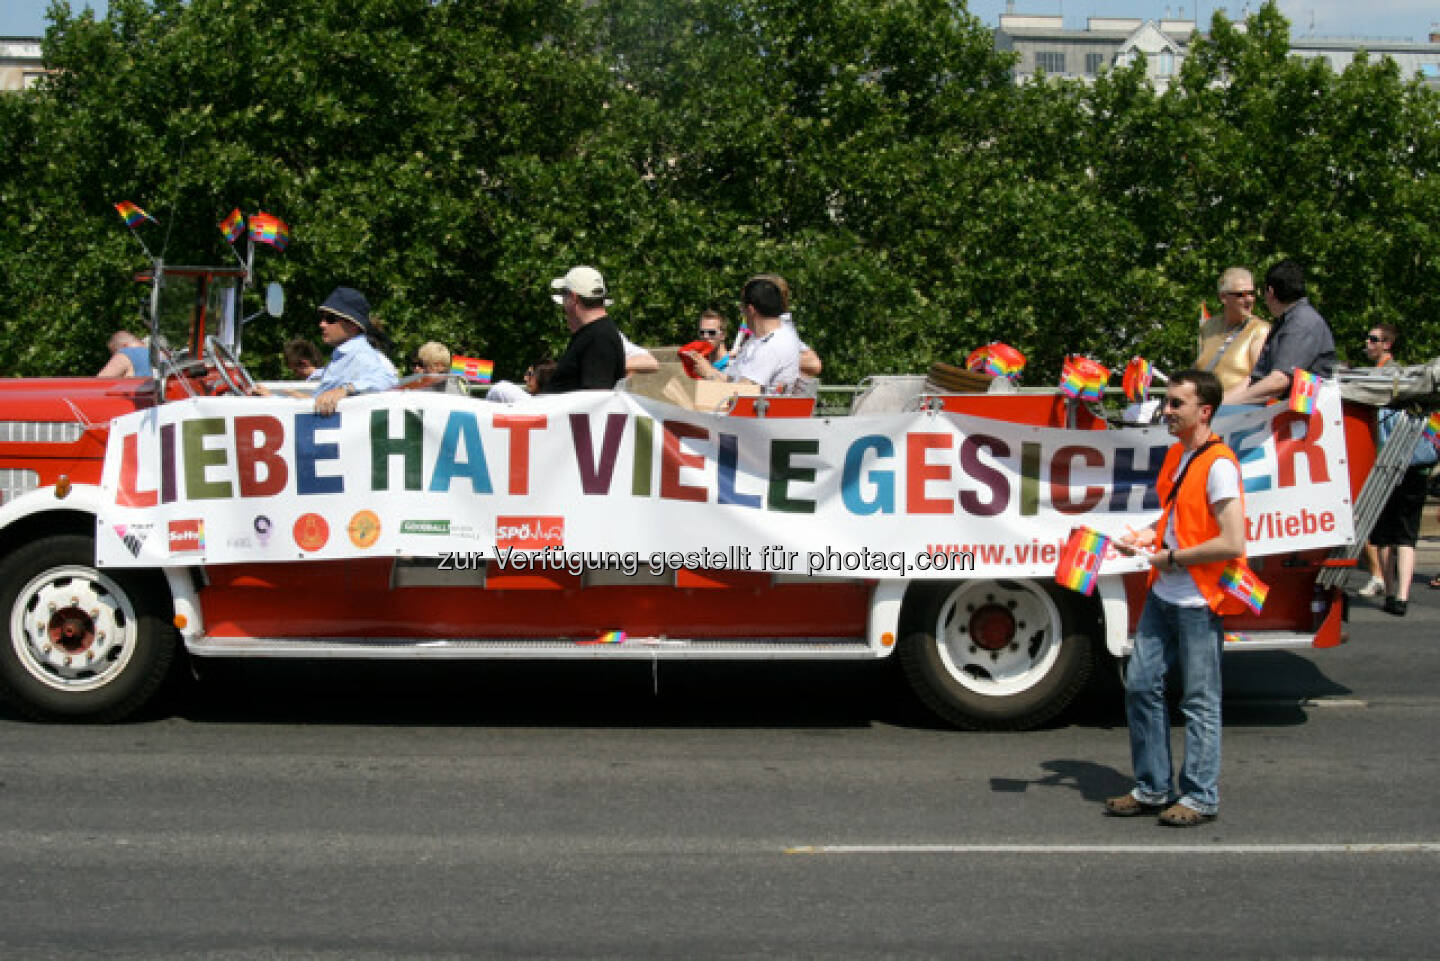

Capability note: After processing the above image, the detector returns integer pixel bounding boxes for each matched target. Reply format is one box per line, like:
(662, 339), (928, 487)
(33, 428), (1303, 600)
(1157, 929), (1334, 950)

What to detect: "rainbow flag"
(577, 630), (626, 646)
(248, 211), (291, 250)
(967, 342), (1026, 380)
(1422, 411), (1440, 451)
(450, 355), (494, 384)
(1288, 369), (1320, 414)
(218, 208), (245, 243)
(1054, 526), (1110, 596)
(1219, 562), (1268, 614)
(1223, 632), (1250, 644)
(1200, 300), (1211, 323)
(1122, 357), (1153, 404)
(1059, 355), (1110, 401)
(113, 201), (156, 228)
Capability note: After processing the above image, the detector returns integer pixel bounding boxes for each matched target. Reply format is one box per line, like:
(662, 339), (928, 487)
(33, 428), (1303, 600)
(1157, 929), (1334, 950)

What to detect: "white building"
(0, 37), (45, 92)
(995, 13), (1440, 90)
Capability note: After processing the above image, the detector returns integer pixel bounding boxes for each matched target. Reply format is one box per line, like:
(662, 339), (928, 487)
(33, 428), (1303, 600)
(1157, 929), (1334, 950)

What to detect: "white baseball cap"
(550, 266), (612, 306)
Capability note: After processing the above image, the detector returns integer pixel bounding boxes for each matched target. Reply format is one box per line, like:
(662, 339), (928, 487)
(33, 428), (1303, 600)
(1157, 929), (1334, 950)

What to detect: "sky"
(1, 0), (1437, 42)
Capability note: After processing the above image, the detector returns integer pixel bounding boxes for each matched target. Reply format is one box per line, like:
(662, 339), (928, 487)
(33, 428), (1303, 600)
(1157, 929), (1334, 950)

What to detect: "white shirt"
(728, 322), (801, 393)
(1152, 452), (1241, 607)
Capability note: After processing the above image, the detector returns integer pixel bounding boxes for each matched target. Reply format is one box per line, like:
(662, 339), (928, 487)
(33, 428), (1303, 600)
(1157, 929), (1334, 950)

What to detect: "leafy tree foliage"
(0, 0), (1435, 384)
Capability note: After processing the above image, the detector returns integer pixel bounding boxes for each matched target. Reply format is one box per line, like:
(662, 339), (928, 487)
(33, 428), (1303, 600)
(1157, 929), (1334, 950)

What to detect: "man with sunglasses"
(1223, 259), (1335, 405)
(1107, 369), (1247, 827)
(257, 286), (397, 415)
(1196, 267), (1269, 393)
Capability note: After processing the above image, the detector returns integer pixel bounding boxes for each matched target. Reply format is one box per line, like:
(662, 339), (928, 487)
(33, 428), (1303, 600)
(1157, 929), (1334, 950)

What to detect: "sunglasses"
(697, 329), (721, 338)
(319, 315), (342, 325)
(1366, 334), (1385, 343)
(1223, 290), (1256, 297)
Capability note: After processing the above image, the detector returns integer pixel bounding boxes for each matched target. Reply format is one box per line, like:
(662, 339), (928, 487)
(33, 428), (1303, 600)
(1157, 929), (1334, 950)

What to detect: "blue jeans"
(1124, 592), (1224, 814)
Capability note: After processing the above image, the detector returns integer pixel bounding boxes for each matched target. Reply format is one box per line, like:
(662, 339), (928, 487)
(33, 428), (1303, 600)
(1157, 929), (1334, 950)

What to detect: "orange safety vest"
(1148, 437), (1248, 615)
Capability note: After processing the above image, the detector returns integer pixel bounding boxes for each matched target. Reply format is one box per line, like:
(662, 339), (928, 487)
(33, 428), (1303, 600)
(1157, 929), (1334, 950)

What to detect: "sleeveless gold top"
(1196, 315), (1271, 392)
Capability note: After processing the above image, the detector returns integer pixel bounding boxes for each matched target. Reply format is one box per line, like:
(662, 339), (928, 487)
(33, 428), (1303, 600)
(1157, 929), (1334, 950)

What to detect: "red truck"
(0, 258), (1391, 728)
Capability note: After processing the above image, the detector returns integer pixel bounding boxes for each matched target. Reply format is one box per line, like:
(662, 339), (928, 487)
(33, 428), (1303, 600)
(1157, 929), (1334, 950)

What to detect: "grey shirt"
(1249, 297), (1336, 383)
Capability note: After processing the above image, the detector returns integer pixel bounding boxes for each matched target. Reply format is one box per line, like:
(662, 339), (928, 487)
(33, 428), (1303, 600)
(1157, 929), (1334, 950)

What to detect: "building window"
(1085, 53), (1105, 75)
(1157, 50), (1175, 76)
(1036, 51), (1066, 74)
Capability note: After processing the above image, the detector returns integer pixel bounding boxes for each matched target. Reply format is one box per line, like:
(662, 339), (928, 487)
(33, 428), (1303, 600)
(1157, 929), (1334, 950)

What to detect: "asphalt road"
(1, 587), (1437, 959)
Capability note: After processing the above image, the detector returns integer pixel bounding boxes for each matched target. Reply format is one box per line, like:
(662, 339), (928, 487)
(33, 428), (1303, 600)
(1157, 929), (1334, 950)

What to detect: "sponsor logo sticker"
(293, 513), (330, 552)
(495, 515), (564, 550)
(254, 515), (273, 546)
(348, 510), (382, 549)
(113, 523), (151, 558)
(168, 520), (204, 553)
(400, 519), (450, 536)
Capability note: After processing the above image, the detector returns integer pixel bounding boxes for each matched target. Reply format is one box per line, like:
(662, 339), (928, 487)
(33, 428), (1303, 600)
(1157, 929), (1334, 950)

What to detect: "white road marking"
(785, 842), (1440, 855)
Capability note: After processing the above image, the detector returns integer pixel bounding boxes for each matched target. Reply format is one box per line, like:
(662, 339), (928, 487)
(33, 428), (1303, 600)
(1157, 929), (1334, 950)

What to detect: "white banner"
(96, 383), (1355, 578)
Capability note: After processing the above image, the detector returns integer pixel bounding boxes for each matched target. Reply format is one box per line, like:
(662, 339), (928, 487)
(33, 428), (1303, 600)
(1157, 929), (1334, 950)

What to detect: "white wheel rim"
(9, 565), (140, 693)
(934, 580), (1064, 697)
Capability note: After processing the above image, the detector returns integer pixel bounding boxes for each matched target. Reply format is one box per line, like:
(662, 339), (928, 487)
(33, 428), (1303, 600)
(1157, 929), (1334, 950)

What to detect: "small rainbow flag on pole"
(1219, 562), (1269, 614)
(113, 202), (156, 228)
(450, 355), (494, 385)
(1288, 369), (1320, 414)
(248, 211), (291, 250)
(1424, 411), (1440, 451)
(1122, 356), (1154, 404)
(1199, 300), (1211, 323)
(577, 630), (627, 646)
(218, 208), (245, 243)
(1055, 526), (1110, 596)
(1059, 356), (1111, 401)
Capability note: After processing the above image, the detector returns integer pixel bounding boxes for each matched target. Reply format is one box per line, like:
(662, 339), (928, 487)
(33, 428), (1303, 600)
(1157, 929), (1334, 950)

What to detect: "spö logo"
(495, 516), (564, 550)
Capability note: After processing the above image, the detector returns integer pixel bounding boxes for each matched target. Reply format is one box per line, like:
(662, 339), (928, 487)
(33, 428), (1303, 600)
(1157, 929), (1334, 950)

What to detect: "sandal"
(1158, 803), (1217, 827)
(1104, 794), (1165, 817)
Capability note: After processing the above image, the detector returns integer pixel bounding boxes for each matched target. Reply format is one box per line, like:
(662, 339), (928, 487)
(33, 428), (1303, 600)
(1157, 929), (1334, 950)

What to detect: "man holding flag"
(1107, 369), (1248, 827)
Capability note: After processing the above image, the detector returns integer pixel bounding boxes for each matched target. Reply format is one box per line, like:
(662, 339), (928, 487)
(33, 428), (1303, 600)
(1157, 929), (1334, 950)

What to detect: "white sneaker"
(1357, 575), (1385, 597)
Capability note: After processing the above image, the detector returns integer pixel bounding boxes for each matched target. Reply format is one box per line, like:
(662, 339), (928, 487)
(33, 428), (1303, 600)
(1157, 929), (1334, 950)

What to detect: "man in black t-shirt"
(543, 265), (626, 393)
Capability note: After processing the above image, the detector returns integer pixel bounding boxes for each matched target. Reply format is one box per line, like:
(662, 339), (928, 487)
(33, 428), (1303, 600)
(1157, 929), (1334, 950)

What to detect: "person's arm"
(96, 353), (132, 378)
(1223, 369), (1289, 405)
(1246, 327), (1268, 370)
(625, 349), (658, 374)
(799, 349), (822, 378)
(1154, 496), (1245, 571)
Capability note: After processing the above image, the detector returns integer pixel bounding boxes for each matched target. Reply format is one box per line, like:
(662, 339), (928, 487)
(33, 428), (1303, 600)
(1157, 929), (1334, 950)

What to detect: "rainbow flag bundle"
(450, 355), (494, 384)
(577, 630), (626, 646)
(218, 208), (245, 243)
(1288, 369), (1320, 414)
(1054, 526), (1110, 596)
(248, 211), (291, 250)
(1219, 562), (1268, 614)
(1122, 357), (1154, 404)
(966, 342), (1027, 380)
(113, 201), (156, 228)
(1059, 356), (1110, 401)
(1424, 411), (1440, 451)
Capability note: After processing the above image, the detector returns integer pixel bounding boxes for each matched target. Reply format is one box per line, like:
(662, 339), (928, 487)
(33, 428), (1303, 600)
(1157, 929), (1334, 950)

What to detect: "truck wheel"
(0, 534), (175, 722)
(898, 579), (1093, 730)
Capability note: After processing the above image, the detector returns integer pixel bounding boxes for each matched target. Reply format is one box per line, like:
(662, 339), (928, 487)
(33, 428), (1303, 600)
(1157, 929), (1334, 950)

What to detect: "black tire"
(0, 533), (176, 722)
(898, 578), (1094, 730)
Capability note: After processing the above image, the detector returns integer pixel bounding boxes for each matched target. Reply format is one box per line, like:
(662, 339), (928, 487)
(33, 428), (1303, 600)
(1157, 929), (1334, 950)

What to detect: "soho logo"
(494, 516), (564, 550)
